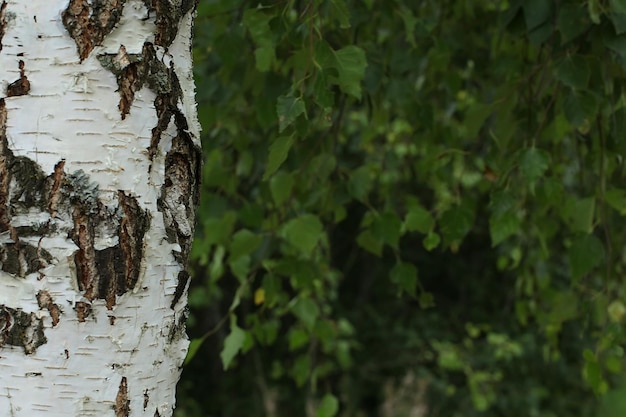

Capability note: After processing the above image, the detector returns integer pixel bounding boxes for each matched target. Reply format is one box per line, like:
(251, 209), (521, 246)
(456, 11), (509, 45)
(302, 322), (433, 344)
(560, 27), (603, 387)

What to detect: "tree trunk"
(0, 1), (200, 416)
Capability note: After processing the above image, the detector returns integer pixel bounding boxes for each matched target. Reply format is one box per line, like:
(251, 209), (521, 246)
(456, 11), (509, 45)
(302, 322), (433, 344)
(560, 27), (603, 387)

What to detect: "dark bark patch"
(0, 99), (8, 232)
(37, 290), (61, 327)
(62, 0), (127, 61)
(158, 130), (200, 262)
(143, 0), (196, 48)
(143, 389), (149, 410)
(6, 60), (30, 97)
(117, 191), (149, 294)
(167, 306), (188, 343)
(0, 305), (47, 354)
(170, 270), (189, 309)
(74, 300), (91, 322)
(66, 170), (105, 301)
(0, 2), (7, 53)
(69, 181), (149, 310)
(72, 207), (99, 300)
(0, 242), (52, 277)
(115, 376), (130, 417)
(97, 43), (171, 119)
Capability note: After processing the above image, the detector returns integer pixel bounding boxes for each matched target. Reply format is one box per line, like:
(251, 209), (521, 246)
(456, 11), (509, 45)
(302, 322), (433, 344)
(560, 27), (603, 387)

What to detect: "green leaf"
(523, 0), (552, 30)
(569, 234), (605, 280)
(277, 94), (307, 133)
(604, 34), (626, 62)
(584, 355), (604, 394)
(398, 5), (419, 46)
(423, 232), (441, 251)
(292, 297), (319, 330)
(589, 0), (602, 24)
(184, 335), (207, 365)
(254, 47), (275, 72)
(489, 211), (521, 246)
(440, 205), (474, 245)
(608, 300), (626, 322)
(288, 328), (310, 350)
(316, 42), (367, 99)
(292, 354), (311, 386)
(371, 212), (402, 249)
(465, 103), (492, 138)
(519, 147), (550, 184)
(221, 315), (247, 370)
(330, 0), (350, 28)
(264, 135), (294, 180)
(404, 205), (434, 234)
(230, 229), (263, 260)
(564, 197), (596, 233)
(610, 12), (626, 34)
(390, 262), (418, 297)
(280, 214), (324, 257)
(308, 153), (337, 181)
(550, 291), (579, 323)
(611, 0), (626, 14)
(317, 393), (339, 417)
(356, 229), (383, 256)
(563, 90), (598, 127)
(558, 3), (591, 43)
(242, 9), (275, 71)
(270, 171), (295, 206)
(348, 166), (372, 202)
(229, 255), (250, 282)
(605, 188), (626, 214)
(556, 55), (590, 89)
(334, 46), (367, 99)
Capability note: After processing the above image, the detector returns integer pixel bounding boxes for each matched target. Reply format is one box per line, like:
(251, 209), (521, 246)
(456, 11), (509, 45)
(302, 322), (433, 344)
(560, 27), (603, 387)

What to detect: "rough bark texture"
(0, 1), (200, 416)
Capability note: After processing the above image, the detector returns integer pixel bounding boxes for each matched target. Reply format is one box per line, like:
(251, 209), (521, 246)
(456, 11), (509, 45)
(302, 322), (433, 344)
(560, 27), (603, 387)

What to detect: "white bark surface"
(0, 1), (200, 416)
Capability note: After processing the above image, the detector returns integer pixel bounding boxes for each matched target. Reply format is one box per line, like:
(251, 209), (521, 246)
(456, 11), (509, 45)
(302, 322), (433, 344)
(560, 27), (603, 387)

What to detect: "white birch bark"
(0, 1), (200, 416)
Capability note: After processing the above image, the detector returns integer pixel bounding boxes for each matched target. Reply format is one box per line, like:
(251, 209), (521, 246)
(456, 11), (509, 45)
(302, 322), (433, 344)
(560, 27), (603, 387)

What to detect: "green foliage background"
(176, 0), (626, 416)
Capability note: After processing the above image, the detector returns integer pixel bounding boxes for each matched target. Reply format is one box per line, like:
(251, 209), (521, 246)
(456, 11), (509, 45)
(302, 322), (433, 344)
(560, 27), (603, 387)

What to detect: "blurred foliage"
(176, 0), (626, 416)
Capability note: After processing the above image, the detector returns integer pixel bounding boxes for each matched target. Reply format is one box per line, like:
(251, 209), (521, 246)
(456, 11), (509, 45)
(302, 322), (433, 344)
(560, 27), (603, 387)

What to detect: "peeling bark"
(62, 0), (127, 61)
(6, 60), (30, 97)
(116, 376), (131, 417)
(36, 290), (61, 327)
(0, 306), (46, 354)
(0, 2), (6, 52)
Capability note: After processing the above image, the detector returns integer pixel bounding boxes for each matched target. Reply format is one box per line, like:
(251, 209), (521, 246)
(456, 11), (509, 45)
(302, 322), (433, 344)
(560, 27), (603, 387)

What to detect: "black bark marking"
(143, 389), (149, 410)
(97, 43), (171, 119)
(0, 2), (7, 53)
(170, 270), (189, 309)
(62, 0), (127, 61)
(6, 60), (30, 97)
(167, 305), (188, 343)
(115, 376), (130, 417)
(0, 305), (46, 354)
(143, 0), (196, 48)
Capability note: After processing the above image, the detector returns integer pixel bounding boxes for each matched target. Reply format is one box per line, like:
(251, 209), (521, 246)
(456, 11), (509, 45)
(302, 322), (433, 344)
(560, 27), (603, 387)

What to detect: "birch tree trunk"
(0, 1), (200, 416)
